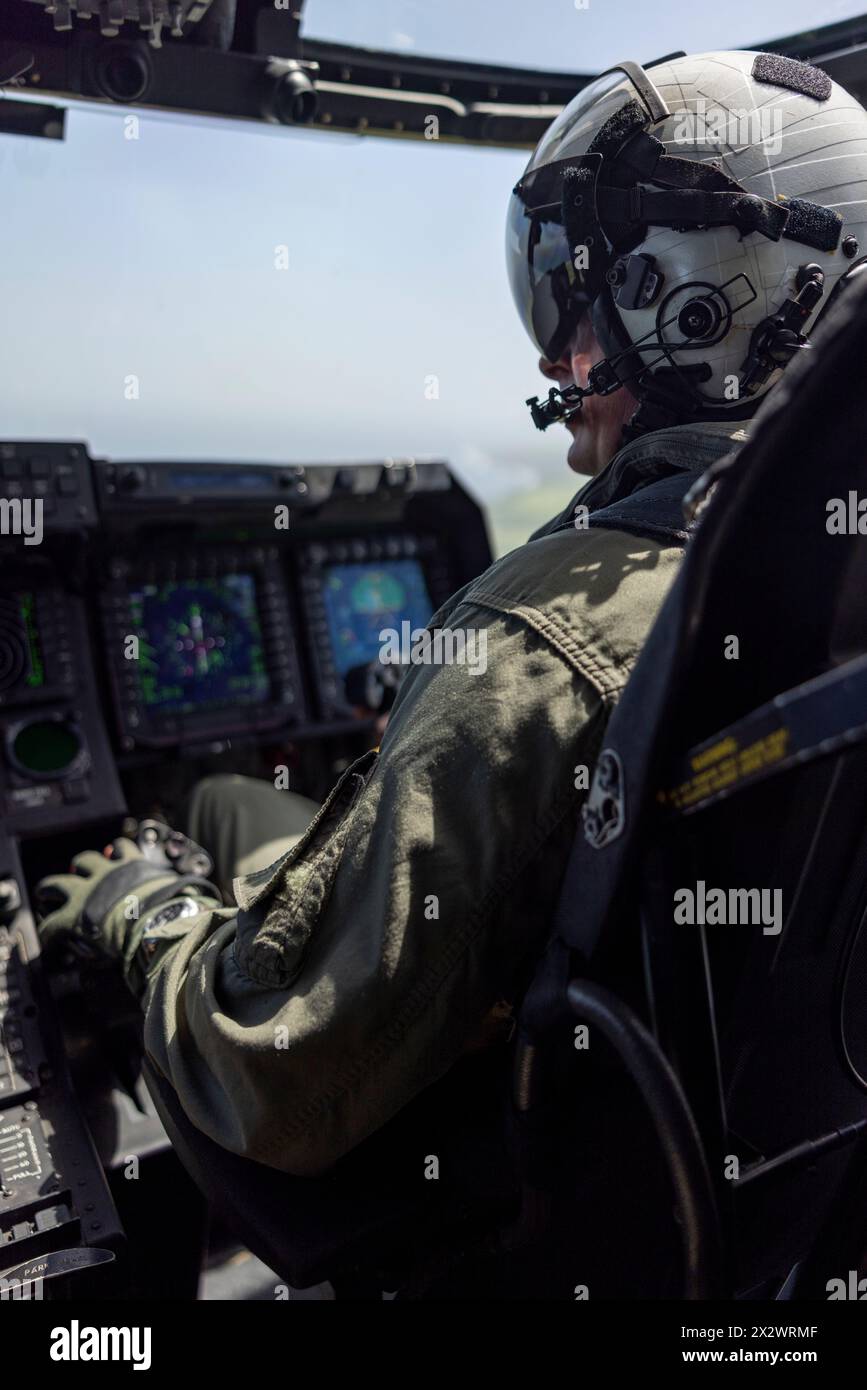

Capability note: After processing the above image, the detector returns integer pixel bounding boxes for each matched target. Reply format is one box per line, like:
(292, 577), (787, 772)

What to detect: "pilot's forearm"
(36, 840), (225, 997)
(125, 884), (234, 999)
(136, 601), (605, 1178)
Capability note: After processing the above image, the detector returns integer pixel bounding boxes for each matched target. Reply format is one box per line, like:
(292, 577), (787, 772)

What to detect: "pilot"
(36, 52), (867, 1181)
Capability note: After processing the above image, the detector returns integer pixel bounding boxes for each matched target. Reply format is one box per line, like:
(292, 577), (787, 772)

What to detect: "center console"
(0, 834), (124, 1296)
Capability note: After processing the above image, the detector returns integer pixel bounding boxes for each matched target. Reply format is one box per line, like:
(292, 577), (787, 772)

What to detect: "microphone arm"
(525, 356), (627, 431)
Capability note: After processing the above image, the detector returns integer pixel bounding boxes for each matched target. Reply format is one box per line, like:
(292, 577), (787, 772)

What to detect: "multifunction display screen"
(0, 592), (45, 696)
(129, 574), (271, 712)
(321, 559), (433, 676)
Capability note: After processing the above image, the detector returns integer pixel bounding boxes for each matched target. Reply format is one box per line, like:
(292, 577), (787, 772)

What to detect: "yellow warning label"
(660, 726), (790, 811)
(690, 737), (738, 772)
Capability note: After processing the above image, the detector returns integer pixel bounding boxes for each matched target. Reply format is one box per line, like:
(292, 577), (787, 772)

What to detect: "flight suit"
(125, 421), (749, 1175)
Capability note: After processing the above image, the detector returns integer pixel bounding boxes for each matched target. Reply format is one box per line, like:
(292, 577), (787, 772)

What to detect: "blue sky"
(304, 0), (864, 70)
(0, 0), (862, 549)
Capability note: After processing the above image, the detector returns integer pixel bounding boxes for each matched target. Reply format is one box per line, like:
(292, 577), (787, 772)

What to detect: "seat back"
(530, 268), (867, 1298)
(151, 269), (867, 1299)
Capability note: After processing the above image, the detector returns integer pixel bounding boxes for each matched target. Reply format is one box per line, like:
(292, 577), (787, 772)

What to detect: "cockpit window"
(2, 1), (864, 554)
(303, 0), (866, 69)
(0, 95), (558, 553)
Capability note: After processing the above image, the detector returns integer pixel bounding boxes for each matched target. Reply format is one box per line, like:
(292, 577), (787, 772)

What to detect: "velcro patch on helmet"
(781, 197), (842, 252)
(561, 163), (597, 242)
(752, 52), (831, 102)
(587, 98), (647, 159)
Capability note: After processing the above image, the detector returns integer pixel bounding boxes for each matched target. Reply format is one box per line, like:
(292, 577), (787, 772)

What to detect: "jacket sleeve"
(138, 596), (611, 1176)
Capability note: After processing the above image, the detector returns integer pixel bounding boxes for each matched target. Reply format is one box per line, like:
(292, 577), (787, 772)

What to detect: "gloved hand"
(35, 839), (184, 984)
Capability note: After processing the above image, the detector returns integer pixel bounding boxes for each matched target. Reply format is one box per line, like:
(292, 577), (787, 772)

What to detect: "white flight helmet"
(508, 51), (867, 437)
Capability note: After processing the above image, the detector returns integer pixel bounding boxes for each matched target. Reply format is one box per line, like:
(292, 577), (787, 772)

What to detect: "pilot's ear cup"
(839, 904), (867, 1090)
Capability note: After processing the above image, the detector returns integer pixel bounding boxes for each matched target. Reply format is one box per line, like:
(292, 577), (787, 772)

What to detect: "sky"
(0, 0), (862, 552)
(303, 0), (862, 70)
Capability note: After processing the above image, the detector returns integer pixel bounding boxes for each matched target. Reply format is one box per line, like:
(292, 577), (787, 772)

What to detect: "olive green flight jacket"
(138, 421), (747, 1176)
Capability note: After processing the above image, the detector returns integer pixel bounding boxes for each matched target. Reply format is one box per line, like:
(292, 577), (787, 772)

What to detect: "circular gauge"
(6, 715), (89, 781)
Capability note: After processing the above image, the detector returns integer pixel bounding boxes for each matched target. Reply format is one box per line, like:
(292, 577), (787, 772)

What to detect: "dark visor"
(505, 62), (668, 361)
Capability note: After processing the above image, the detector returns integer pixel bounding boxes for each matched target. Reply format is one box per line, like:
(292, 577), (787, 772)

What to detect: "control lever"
(124, 819), (214, 880)
(0, 1245), (115, 1295)
(0, 875), (22, 923)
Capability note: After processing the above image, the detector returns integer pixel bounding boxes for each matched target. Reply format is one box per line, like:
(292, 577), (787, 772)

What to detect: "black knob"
(279, 467), (307, 496)
(768, 328), (801, 365)
(119, 466), (146, 493)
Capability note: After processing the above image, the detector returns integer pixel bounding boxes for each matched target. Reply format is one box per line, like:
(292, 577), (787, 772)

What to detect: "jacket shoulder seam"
(464, 590), (626, 699)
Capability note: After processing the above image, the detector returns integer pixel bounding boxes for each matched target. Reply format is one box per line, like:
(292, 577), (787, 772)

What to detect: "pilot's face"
(539, 314), (638, 477)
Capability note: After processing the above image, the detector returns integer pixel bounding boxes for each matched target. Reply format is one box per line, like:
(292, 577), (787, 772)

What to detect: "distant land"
(487, 476), (584, 558)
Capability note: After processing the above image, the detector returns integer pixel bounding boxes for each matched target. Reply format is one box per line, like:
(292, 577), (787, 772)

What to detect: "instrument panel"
(299, 532), (453, 719)
(0, 442), (492, 837)
(101, 545), (303, 749)
(0, 440), (492, 1293)
(0, 563), (123, 836)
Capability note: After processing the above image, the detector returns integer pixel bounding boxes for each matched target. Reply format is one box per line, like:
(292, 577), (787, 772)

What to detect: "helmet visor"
(506, 151), (607, 362)
(506, 63), (665, 359)
(533, 69), (637, 166)
(506, 166), (592, 362)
